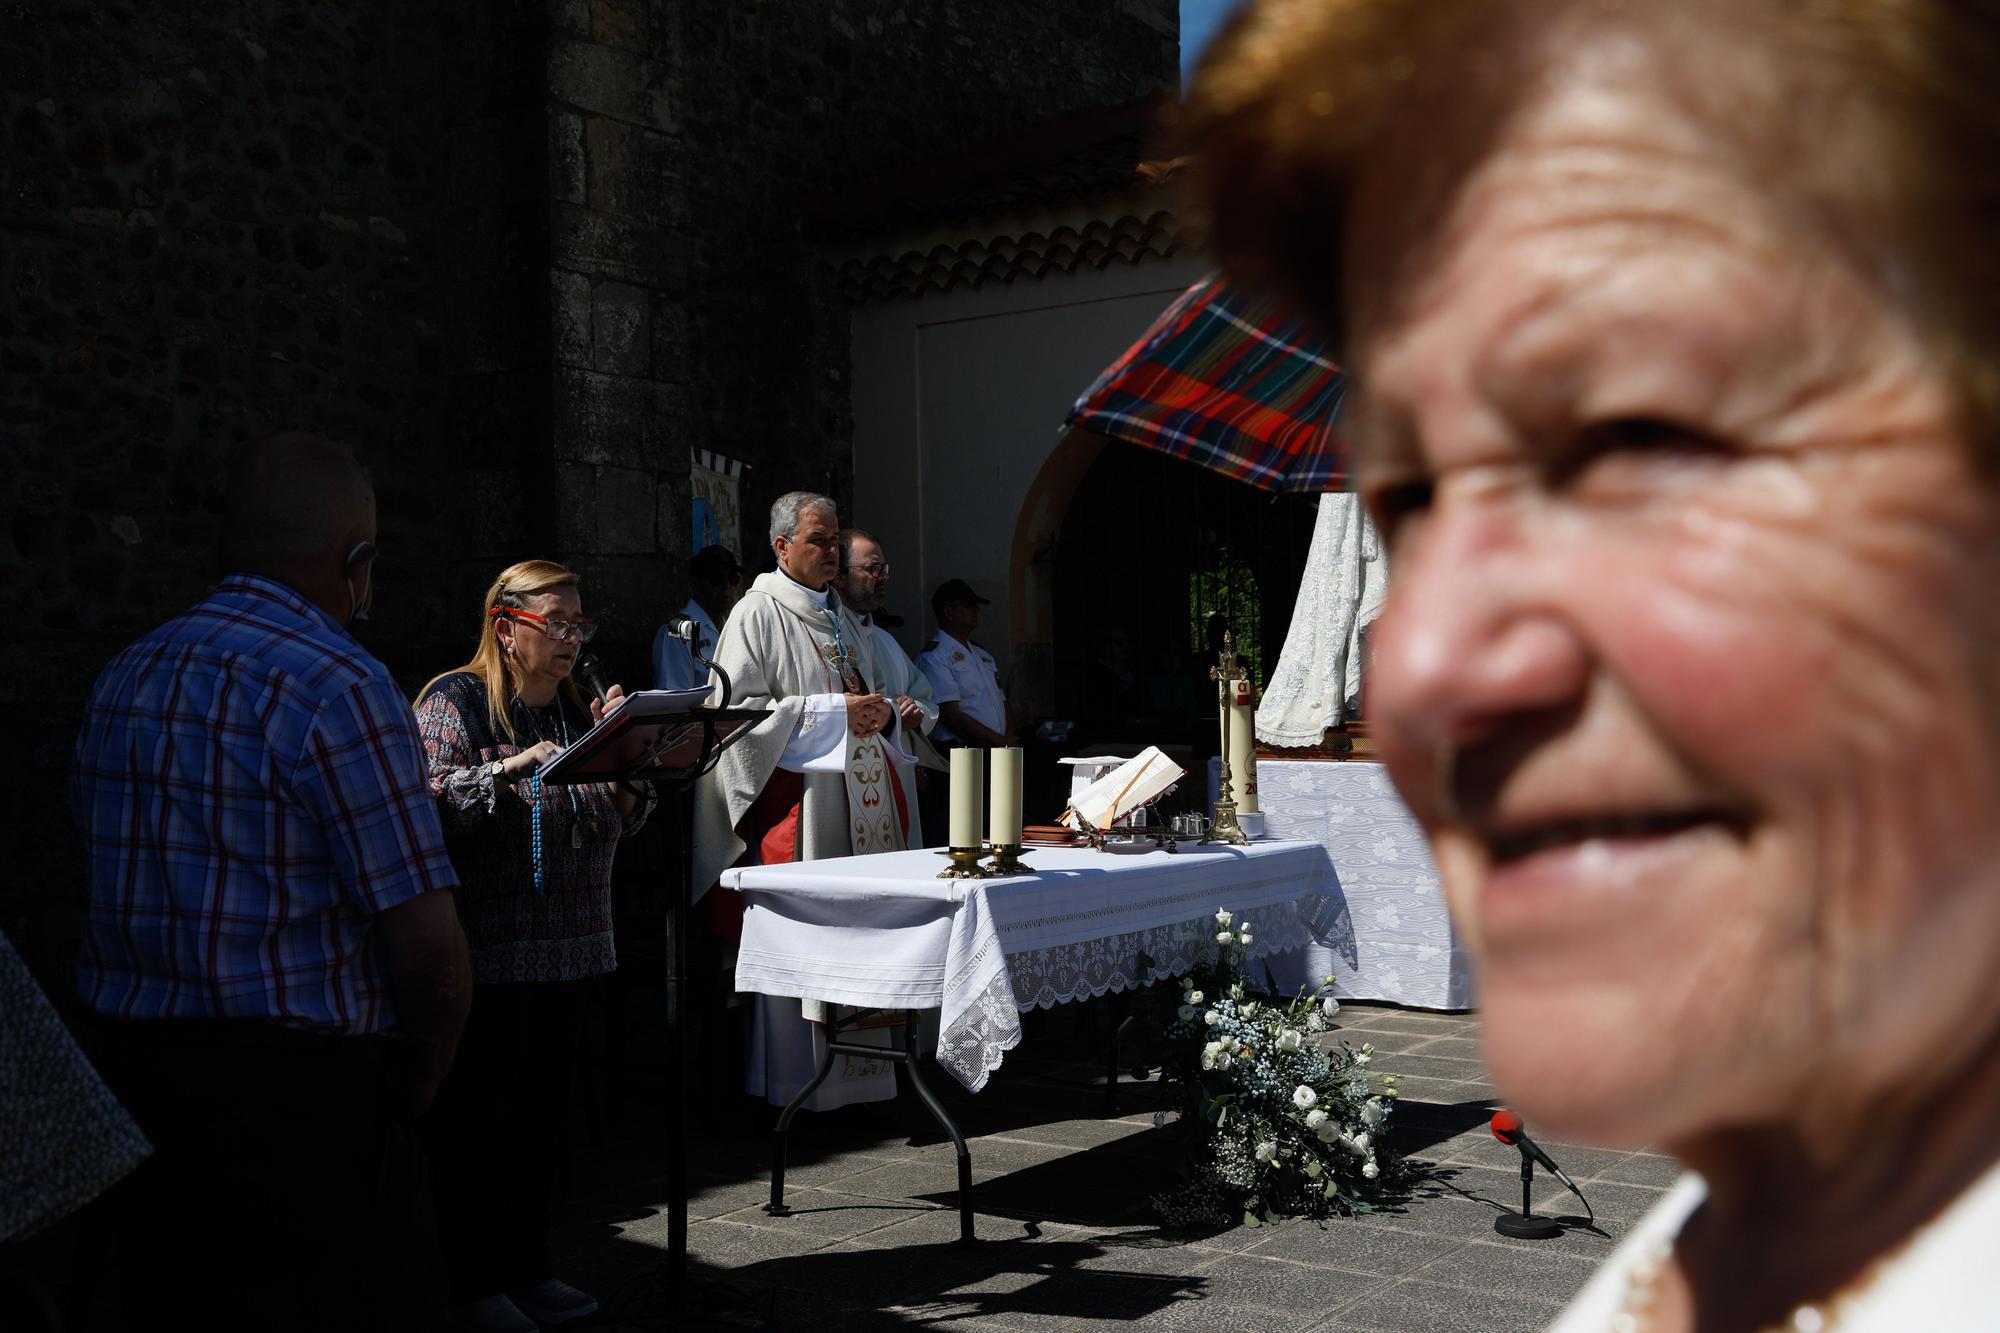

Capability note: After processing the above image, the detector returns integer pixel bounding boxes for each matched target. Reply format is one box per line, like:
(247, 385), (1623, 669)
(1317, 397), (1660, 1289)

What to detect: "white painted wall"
(848, 253), (1207, 673)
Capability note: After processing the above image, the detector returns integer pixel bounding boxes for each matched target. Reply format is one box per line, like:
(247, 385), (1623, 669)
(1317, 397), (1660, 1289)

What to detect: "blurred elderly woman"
(1186, 1), (2000, 1328)
(414, 560), (653, 1333)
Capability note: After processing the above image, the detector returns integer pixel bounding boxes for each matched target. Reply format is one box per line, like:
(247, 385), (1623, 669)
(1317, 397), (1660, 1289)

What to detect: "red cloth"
(703, 744), (913, 944)
(704, 769), (804, 944)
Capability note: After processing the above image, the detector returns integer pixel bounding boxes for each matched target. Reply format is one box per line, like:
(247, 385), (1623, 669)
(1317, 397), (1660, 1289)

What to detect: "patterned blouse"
(415, 672), (654, 984)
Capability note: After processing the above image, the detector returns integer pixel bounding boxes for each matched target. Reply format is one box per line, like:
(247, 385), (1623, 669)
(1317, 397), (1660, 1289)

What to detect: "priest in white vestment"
(836, 526), (943, 846)
(692, 492), (920, 1110)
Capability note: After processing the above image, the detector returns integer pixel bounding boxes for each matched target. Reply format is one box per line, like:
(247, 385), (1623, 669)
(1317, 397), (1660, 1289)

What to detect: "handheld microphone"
(1490, 1110), (1593, 1232)
(574, 652), (614, 708)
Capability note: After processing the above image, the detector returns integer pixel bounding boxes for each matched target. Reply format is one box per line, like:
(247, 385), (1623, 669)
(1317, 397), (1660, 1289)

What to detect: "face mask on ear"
(344, 540), (376, 625)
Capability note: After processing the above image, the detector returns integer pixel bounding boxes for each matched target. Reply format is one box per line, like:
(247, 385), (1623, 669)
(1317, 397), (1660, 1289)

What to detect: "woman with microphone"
(413, 559), (653, 1333)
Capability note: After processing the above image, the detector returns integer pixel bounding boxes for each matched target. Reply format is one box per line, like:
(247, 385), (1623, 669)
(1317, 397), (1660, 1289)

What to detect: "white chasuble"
(691, 571), (916, 1110)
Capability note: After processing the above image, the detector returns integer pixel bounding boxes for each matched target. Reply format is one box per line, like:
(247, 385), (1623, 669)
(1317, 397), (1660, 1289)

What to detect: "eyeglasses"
(851, 562), (889, 577)
(491, 607), (598, 643)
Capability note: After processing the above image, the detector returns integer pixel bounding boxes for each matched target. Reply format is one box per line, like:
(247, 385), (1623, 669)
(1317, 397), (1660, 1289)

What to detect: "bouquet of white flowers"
(1141, 909), (1401, 1229)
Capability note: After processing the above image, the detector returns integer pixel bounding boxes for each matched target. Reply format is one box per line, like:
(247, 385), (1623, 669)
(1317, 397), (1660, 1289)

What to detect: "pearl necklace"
(1613, 1239), (1838, 1333)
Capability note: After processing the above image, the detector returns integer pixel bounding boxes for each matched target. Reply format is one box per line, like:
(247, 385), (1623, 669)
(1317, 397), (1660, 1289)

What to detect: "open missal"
(1059, 745), (1185, 830)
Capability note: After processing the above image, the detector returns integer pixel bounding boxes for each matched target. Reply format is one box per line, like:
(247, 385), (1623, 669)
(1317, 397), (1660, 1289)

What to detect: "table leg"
(1103, 990), (1131, 1116)
(898, 1016), (976, 1246)
(764, 1033), (840, 1217)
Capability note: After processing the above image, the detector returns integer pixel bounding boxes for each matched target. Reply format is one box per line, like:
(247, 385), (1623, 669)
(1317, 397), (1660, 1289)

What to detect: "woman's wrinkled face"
(1349, 30), (2000, 1148)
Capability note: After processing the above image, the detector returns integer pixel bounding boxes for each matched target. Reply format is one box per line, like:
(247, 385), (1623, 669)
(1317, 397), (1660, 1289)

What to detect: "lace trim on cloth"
(934, 896), (1332, 1091)
(935, 970), (1024, 1092)
(471, 932), (617, 985)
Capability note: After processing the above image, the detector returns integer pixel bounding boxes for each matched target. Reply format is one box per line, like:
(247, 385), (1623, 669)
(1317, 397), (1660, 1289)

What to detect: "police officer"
(917, 578), (1014, 747)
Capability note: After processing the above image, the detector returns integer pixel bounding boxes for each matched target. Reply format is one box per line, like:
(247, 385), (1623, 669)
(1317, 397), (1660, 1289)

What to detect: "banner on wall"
(690, 449), (744, 557)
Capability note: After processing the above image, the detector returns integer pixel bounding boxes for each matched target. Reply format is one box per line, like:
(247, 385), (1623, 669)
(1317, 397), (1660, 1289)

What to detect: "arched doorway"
(1010, 434), (1322, 815)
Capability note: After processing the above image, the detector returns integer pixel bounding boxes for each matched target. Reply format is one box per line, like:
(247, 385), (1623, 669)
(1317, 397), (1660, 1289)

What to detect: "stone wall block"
(552, 268), (593, 370)
(583, 117), (682, 227)
(590, 279), (649, 375)
(649, 292), (689, 382)
(549, 108), (587, 206)
(591, 0), (648, 53)
(654, 467), (692, 560)
(549, 38), (676, 134)
(594, 462), (658, 554)
(553, 364), (659, 469)
(550, 202), (687, 289)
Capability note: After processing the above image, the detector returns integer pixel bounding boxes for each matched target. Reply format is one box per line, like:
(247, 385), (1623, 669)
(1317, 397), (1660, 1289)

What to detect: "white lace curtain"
(1256, 493), (1388, 746)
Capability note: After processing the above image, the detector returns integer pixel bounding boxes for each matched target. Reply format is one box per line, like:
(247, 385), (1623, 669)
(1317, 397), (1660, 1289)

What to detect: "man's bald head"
(220, 433), (377, 614)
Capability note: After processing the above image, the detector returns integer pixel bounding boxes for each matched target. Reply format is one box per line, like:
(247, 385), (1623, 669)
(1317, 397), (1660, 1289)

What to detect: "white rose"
(1322, 996), (1341, 1018)
(1217, 1051), (1234, 1070)
(1254, 1140), (1277, 1163)
(1177, 1005), (1196, 1022)
(1277, 1030), (1302, 1053)
(1203, 1010), (1220, 1026)
(1354, 1051), (1372, 1066)
(1304, 1159), (1323, 1180)
(1292, 1085), (1318, 1110)
(1240, 933), (1254, 946)
(1352, 1132), (1371, 1153)
(1179, 975), (1194, 991)
(1304, 1109), (1328, 1130)
(1215, 909), (1232, 926)
(1315, 1122), (1337, 1143)
(1238, 919), (1251, 934)
(1217, 930), (1235, 944)
(1360, 1099), (1384, 1127)
(1186, 990), (1204, 1005)
(1362, 1161), (1380, 1180)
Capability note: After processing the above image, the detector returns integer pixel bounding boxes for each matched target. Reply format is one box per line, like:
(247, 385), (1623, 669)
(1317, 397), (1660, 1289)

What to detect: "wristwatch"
(486, 758), (511, 786)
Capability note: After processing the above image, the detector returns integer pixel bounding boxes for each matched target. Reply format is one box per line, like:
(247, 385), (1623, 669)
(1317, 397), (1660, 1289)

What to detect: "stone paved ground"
(544, 1003), (1672, 1332)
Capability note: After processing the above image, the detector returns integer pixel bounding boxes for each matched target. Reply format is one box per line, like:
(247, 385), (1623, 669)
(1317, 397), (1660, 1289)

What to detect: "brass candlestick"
(936, 846), (992, 879)
(983, 843), (1035, 876)
(1203, 630), (1252, 846)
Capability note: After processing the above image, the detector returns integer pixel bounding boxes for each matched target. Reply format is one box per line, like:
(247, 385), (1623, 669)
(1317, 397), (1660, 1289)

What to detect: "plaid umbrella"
(1066, 271), (1348, 491)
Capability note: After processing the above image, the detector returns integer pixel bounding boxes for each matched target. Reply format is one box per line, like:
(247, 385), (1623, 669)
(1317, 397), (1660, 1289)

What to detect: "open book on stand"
(1059, 745), (1185, 830)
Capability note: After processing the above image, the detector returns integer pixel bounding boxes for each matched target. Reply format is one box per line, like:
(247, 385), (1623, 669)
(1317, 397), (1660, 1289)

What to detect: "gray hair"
(769, 490), (838, 546)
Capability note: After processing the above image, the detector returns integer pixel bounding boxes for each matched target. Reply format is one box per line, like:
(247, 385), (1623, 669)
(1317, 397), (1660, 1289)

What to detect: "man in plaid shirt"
(71, 434), (470, 1332)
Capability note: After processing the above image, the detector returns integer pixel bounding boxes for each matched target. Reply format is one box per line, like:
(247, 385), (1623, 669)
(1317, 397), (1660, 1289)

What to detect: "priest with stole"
(692, 491), (917, 1110)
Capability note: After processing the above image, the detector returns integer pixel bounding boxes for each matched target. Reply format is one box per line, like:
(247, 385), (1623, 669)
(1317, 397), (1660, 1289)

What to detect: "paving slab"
(543, 1004), (1618, 1331)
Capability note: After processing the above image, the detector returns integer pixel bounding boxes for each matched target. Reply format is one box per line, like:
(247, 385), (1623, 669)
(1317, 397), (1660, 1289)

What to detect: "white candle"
(989, 746), (1024, 847)
(1228, 679), (1259, 814)
(949, 747), (984, 848)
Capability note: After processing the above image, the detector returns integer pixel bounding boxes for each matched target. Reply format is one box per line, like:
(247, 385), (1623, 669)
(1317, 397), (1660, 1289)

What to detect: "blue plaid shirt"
(71, 575), (459, 1035)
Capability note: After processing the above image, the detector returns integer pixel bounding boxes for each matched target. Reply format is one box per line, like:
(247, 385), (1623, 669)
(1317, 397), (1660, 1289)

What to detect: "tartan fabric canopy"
(1066, 271), (1348, 492)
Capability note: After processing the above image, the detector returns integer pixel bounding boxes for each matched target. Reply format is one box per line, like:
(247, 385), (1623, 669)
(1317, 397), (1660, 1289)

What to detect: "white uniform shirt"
(653, 598), (723, 692)
(917, 629), (1006, 743)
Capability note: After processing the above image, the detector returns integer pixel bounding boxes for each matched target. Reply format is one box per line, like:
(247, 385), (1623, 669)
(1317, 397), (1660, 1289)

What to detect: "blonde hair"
(418, 559), (585, 743)
(1177, 0), (2000, 453)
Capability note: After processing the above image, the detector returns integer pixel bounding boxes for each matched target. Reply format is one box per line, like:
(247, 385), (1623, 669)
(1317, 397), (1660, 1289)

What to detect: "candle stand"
(982, 843), (1035, 876)
(936, 846), (992, 879)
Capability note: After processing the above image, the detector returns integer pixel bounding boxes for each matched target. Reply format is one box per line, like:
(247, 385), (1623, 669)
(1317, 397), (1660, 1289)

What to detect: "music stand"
(541, 685), (767, 1287)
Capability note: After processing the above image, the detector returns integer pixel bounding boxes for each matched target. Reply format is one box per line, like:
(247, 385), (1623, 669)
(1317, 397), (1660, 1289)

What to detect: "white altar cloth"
(1208, 758), (1475, 1010)
(725, 840), (1341, 1092)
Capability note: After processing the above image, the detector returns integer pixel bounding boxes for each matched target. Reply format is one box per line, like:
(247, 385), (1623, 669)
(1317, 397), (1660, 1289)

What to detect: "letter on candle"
(989, 747), (1024, 847)
(949, 747), (984, 848)
(1225, 679), (1259, 813)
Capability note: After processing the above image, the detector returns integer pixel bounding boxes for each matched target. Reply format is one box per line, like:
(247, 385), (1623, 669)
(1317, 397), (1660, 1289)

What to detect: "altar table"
(725, 839), (1342, 1092)
(1211, 758), (1475, 1010)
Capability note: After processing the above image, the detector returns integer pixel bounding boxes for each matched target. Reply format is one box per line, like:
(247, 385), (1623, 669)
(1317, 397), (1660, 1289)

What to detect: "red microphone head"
(1490, 1110), (1525, 1145)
